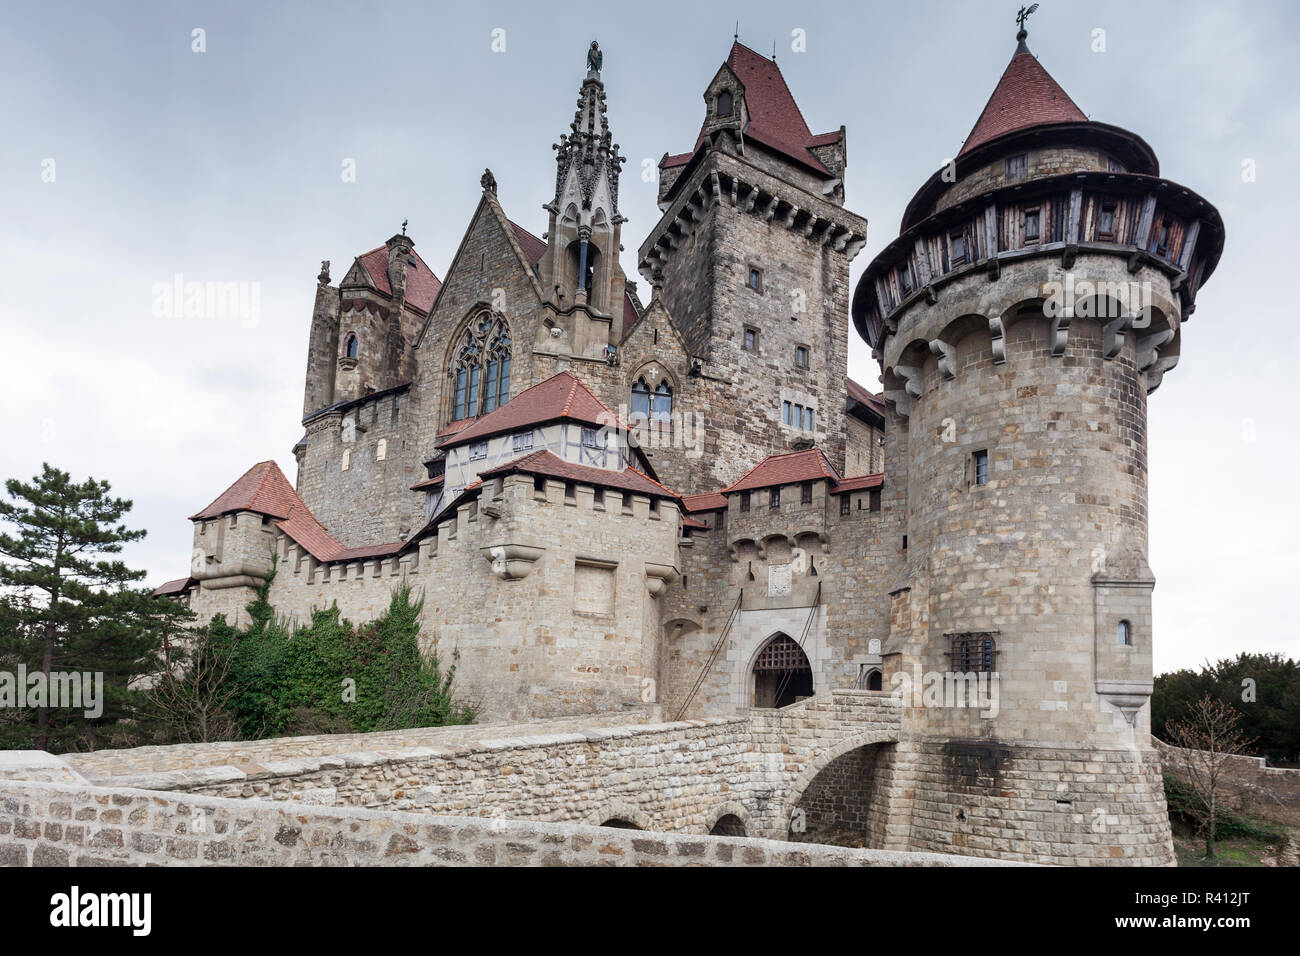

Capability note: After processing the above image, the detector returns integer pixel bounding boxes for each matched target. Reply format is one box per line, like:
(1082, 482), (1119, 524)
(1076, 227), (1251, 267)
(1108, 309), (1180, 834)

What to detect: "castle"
(153, 25), (1223, 865)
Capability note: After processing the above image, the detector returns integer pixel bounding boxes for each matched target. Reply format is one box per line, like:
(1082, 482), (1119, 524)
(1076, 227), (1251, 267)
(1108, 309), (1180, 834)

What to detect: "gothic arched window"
(344, 332), (358, 359)
(451, 313), (511, 421)
(631, 377), (672, 422)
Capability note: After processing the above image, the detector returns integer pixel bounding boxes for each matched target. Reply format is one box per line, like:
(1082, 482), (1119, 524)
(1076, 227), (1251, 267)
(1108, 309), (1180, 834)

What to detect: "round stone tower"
(851, 25), (1223, 865)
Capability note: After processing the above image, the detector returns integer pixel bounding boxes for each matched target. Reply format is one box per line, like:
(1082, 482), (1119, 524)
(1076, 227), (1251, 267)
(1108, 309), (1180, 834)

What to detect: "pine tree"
(0, 463), (188, 750)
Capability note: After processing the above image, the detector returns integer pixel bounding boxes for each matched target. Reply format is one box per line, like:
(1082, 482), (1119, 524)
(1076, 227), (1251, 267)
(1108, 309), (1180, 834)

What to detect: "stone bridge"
(56, 690), (905, 844)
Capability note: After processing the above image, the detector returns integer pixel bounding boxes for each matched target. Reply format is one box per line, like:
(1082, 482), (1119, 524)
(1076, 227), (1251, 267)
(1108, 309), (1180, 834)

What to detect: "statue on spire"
(587, 41), (602, 76)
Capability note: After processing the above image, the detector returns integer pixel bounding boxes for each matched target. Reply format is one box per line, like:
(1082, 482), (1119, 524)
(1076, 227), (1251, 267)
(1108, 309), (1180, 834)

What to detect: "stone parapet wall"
(67, 710), (660, 779)
(0, 779), (1017, 868)
(1155, 738), (1300, 810)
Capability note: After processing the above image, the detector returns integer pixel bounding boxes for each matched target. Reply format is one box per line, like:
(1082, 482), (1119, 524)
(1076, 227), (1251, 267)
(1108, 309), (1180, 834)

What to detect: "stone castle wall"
(0, 778), (1011, 868)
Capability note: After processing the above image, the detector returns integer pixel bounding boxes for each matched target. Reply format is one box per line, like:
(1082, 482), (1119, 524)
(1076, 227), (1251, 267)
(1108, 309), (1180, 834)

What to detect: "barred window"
(948, 633), (998, 673)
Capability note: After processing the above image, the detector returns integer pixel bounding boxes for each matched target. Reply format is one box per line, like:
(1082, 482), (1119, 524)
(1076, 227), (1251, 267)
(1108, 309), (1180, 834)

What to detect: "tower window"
(512, 432), (534, 453)
(1006, 153), (1027, 181)
(840, 495), (851, 516)
(770, 487), (781, 510)
(1097, 201), (1117, 239)
(581, 427), (601, 448)
(344, 332), (359, 359)
(950, 230), (967, 266)
(1150, 219), (1171, 257)
(747, 267), (763, 292)
(795, 345), (809, 368)
(972, 449), (989, 486)
(740, 492), (751, 513)
(1118, 620), (1133, 646)
(898, 262), (913, 296)
(949, 633), (998, 673)
(717, 90), (733, 116)
(1107, 155), (1124, 172)
(743, 326), (759, 351)
(1024, 208), (1041, 243)
(469, 441), (488, 462)
(800, 482), (813, 505)
(869, 488), (881, 512)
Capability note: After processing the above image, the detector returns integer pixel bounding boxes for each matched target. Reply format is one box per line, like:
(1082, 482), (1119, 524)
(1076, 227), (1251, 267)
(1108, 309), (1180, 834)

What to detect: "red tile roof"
(479, 450), (681, 501)
(357, 244), (443, 313)
(829, 472), (883, 494)
(682, 492), (728, 512)
(682, 516), (710, 530)
(510, 221), (547, 267)
(439, 371), (624, 448)
(847, 377), (887, 418)
(151, 577), (193, 597)
(723, 448), (842, 494)
(410, 474), (444, 492)
(190, 460), (299, 521)
(959, 49), (1087, 156)
(622, 289), (640, 339)
(722, 42), (831, 174)
(669, 42), (834, 178)
(190, 460), (402, 564)
(436, 417), (476, 440)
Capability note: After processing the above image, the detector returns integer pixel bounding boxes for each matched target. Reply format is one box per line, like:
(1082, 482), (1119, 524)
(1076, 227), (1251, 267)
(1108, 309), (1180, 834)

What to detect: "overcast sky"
(1, 0), (1295, 675)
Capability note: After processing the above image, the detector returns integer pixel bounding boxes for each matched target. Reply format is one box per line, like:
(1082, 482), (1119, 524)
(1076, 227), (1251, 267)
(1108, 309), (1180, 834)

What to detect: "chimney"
(386, 232), (414, 305)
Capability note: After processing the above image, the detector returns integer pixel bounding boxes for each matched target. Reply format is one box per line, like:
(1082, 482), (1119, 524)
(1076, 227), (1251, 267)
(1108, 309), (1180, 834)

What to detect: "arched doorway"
(709, 814), (747, 837)
(751, 634), (813, 708)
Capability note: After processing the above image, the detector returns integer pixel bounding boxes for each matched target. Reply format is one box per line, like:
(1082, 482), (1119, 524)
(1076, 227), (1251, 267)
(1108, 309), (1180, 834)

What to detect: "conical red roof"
(959, 47), (1087, 156)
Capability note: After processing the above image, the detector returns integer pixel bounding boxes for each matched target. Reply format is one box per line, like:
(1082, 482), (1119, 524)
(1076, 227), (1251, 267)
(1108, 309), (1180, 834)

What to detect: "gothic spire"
(549, 41), (624, 223)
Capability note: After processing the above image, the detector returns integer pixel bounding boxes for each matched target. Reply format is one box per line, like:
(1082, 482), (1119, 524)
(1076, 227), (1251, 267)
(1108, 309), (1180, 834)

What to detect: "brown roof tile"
(959, 49), (1087, 156)
(357, 244), (442, 313)
(439, 371), (624, 448)
(479, 450), (680, 501)
(723, 448), (841, 494)
(682, 492), (728, 512)
(509, 221), (547, 267)
(829, 473), (884, 494)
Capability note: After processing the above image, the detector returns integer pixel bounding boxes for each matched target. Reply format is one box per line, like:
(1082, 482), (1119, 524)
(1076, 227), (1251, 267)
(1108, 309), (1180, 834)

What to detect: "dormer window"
(717, 90), (733, 117)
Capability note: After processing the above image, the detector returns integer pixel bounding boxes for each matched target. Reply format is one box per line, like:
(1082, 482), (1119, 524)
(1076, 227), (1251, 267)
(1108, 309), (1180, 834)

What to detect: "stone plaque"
(768, 563), (793, 597)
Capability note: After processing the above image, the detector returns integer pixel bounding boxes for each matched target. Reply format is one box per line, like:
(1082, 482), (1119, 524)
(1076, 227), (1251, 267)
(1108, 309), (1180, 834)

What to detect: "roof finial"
(771, 39), (776, 62)
(401, 218), (408, 236)
(1016, 3), (1039, 52)
(734, 21), (738, 41)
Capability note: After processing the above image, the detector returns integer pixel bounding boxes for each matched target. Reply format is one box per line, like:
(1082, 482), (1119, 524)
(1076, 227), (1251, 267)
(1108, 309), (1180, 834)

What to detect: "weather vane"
(1017, 3), (1039, 38)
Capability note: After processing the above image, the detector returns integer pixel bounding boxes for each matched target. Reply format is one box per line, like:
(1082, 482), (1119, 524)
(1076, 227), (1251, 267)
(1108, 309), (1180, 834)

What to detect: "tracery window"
(631, 377), (673, 421)
(451, 313), (511, 420)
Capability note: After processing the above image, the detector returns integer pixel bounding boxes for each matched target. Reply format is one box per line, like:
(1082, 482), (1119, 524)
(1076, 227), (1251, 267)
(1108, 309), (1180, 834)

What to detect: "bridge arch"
(777, 729), (901, 843)
(585, 801), (653, 831)
(704, 800), (753, 836)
